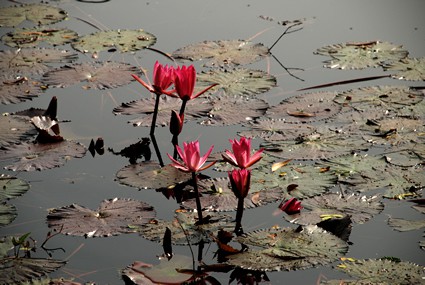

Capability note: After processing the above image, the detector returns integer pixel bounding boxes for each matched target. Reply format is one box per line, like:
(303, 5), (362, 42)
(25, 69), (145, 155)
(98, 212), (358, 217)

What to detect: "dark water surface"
(1, 0), (424, 284)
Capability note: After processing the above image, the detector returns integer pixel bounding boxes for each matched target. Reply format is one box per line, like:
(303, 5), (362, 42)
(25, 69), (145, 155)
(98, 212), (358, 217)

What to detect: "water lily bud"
(169, 110), (184, 136)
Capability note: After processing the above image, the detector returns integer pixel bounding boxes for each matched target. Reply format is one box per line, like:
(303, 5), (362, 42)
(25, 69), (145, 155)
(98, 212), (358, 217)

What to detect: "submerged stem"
(192, 172), (203, 224)
(150, 133), (164, 167)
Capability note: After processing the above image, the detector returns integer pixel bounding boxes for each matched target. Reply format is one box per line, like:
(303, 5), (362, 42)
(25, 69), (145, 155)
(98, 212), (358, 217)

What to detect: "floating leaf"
(335, 258), (425, 285)
(172, 40), (269, 67)
(0, 115), (37, 147)
(47, 198), (156, 237)
(115, 162), (191, 190)
(384, 149), (425, 167)
(314, 41), (408, 69)
(0, 174), (30, 202)
(197, 68), (276, 97)
(0, 203), (17, 227)
(113, 96), (212, 127)
(384, 57), (425, 81)
(0, 77), (44, 105)
(0, 48), (77, 77)
(227, 225), (348, 271)
(289, 193), (384, 225)
(388, 217), (425, 232)
(42, 61), (138, 89)
(200, 95), (268, 126)
(72, 29), (156, 54)
(2, 27), (79, 48)
(0, 257), (66, 284)
(0, 4), (67, 27)
(0, 140), (86, 171)
(239, 119), (316, 141)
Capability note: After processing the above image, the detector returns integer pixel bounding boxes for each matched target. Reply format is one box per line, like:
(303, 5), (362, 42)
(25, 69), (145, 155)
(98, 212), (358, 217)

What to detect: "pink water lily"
(173, 65), (217, 101)
(222, 137), (263, 169)
(279, 197), (302, 215)
(228, 169), (251, 199)
(132, 61), (175, 96)
(167, 140), (215, 173)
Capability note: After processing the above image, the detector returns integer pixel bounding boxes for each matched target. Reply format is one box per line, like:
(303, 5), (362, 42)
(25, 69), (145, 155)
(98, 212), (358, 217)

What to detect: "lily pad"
(42, 61), (138, 89)
(0, 140), (86, 171)
(172, 40), (269, 67)
(384, 57), (425, 81)
(200, 95), (268, 126)
(387, 217), (425, 232)
(47, 198), (156, 237)
(227, 225), (348, 271)
(314, 41), (408, 69)
(0, 174), (30, 202)
(0, 257), (66, 284)
(0, 4), (67, 27)
(197, 68), (276, 97)
(116, 162), (191, 190)
(0, 77), (44, 105)
(0, 115), (37, 147)
(113, 96), (213, 127)
(72, 29), (156, 54)
(0, 48), (77, 77)
(0, 203), (17, 227)
(335, 258), (425, 285)
(2, 27), (79, 48)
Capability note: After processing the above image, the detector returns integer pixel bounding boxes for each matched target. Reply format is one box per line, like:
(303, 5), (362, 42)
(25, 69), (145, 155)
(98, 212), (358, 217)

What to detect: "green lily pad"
(314, 41), (408, 69)
(2, 27), (79, 48)
(197, 68), (276, 97)
(387, 217), (425, 232)
(0, 236), (14, 258)
(0, 115), (37, 147)
(0, 174), (30, 202)
(47, 198), (156, 237)
(172, 40), (269, 67)
(227, 225), (348, 271)
(384, 57), (425, 81)
(0, 203), (17, 227)
(72, 29), (156, 54)
(0, 4), (67, 27)
(335, 258), (425, 285)
(0, 77), (45, 105)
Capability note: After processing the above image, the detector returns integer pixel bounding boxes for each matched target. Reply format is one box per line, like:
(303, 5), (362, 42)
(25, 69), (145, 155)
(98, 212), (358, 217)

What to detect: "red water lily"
(167, 140), (215, 173)
(228, 169), (251, 199)
(173, 65), (217, 101)
(131, 61), (175, 96)
(222, 137), (263, 169)
(169, 110), (184, 136)
(279, 197), (302, 215)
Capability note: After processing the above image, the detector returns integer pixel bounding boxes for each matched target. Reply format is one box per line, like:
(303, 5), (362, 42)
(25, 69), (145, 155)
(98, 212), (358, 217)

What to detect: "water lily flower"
(131, 61), (175, 96)
(279, 197), (302, 215)
(173, 65), (217, 101)
(228, 169), (251, 199)
(222, 137), (263, 169)
(167, 140), (215, 173)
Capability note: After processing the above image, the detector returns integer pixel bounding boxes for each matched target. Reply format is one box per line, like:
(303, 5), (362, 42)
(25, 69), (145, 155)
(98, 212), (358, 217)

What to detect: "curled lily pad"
(2, 27), (79, 48)
(314, 41), (408, 69)
(172, 40), (269, 67)
(0, 257), (66, 284)
(0, 174), (30, 201)
(72, 29), (156, 54)
(0, 140), (86, 171)
(0, 77), (44, 105)
(47, 198), (156, 237)
(0, 203), (17, 227)
(197, 68), (276, 97)
(42, 61), (138, 89)
(0, 48), (77, 77)
(384, 57), (425, 81)
(0, 4), (67, 27)
(335, 258), (425, 285)
(0, 115), (37, 147)
(227, 225), (348, 271)
(200, 95), (268, 126)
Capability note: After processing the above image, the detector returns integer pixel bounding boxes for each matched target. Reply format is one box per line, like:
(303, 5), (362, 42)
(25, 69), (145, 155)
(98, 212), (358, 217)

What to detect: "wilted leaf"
(72, 29), (156, 54)
(197, 68), (276, 97)
(384, 57), (425, 81)
(2, 27), (79, 48)
(0, 115), (37, 147)
(0, 140), (86, 171)
(335, 258), (425, 285)
(172, 40), (269, 67)
(42, 61), (138, 89)
(314, 41), (408, 69)
(227, 225), (348, 271)
(387, 217), (425, 232)
(0, 77), (44, 105)
(0, 174), (30, 202)
(0, 4), (67, 27)
(0, 257), (66, 284)
(0, 48), (77, 77)
(0, 203), (17, 227)
(47, 198), (156, 237)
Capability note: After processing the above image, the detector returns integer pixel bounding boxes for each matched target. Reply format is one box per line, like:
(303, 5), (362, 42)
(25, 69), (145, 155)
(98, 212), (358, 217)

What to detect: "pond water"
(0, 0), (424, 284)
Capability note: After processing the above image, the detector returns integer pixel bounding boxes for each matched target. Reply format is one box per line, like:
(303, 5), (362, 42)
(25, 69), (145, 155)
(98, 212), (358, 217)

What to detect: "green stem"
(192, 172), (203, 224)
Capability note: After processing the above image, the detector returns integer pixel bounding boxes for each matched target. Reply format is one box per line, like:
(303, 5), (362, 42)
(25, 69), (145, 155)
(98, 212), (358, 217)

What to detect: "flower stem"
(234, 197), (244, 236)
(173, 99), (188, 159)
(192, 172), (203, 224)
(150, 94), (161, 136)
(150, 133), (164, 167)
